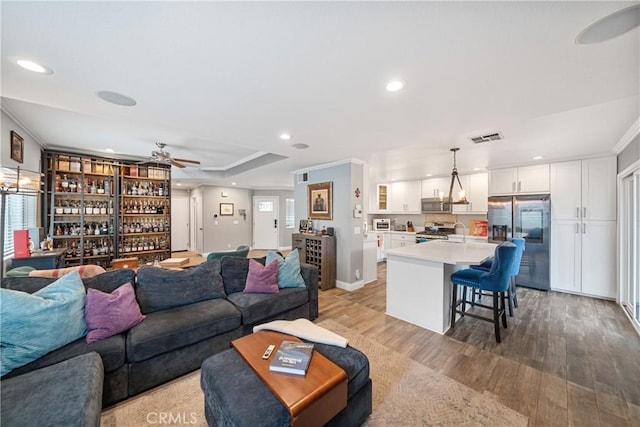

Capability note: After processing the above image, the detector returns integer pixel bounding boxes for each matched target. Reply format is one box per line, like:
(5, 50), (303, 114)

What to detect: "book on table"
(269, 341), (314, 376)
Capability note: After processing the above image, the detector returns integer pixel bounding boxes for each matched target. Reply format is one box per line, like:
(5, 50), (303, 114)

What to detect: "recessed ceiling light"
(279, 133), (292, 141)
(176, 182), (182, 186)
(96, 90), (137, 107)
(426, 174), (433, 177)
(472, 168), (482, 171)
(576, 4), (640, 44)
(291, 143), (308, 149)
(231, 182), (236, 186)
(386, 80), (405, 92)
(16, 59), (53, 74)
(105, 148), (115, 153)
(532, 156), (544, 160)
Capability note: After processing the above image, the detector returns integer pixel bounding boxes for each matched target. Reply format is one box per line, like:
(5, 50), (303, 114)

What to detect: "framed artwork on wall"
(308, 181), (332, 220)
(10, 131), (24, 163)
(220, 203), (234, 216)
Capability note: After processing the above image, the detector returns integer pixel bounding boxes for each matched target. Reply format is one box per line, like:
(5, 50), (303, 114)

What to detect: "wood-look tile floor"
(318, 262), (640, 426)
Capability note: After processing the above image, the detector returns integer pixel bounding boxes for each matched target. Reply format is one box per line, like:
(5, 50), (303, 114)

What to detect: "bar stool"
(471, 238), (525, 316)
(450, 243), (517, 343)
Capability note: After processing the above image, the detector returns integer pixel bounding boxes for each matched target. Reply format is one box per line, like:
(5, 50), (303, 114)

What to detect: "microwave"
(373, 219), (391, 231)
(421, 198), (449, 214)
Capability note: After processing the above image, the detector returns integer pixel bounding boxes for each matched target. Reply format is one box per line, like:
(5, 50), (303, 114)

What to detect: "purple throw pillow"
(243, 259), (279, 294)
(85, 282), (145, 343)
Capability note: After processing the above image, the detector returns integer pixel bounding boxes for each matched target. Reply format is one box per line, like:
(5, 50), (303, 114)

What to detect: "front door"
(253, 196), (279, 250)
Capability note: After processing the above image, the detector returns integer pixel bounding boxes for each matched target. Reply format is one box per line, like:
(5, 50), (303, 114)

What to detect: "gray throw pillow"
(220, 257), (251, 295)
(135, 259), (226, 314)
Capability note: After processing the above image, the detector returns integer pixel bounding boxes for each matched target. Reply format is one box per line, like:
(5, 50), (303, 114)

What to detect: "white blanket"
(253, 318), (348, 348)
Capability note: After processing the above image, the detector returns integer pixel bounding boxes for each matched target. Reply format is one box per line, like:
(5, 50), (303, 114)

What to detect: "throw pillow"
(0, 270), (87, 376)
(85, 282), (145, 343)
(135, 259), (226, 314)
(266, 249), (306, 288)
(220, 257), (251, 294)
(243, 259), (279, 294)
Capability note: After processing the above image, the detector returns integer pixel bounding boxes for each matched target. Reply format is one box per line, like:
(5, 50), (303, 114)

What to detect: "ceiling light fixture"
(231, 182), (236, 186)
(385, 80), (405, 92)
(532, 156), (543, 160)
(279, 133), (291, 141)
(576, 4), (640, 44)
(105, 148), (115, 153)
(176, 182), (182, 186)
(445, 148), (468, 205)
(96, 90), (137, 107)
(426, 174), (433, 177)
(291, 143), (308, 149)
(16, 59), (53, 74)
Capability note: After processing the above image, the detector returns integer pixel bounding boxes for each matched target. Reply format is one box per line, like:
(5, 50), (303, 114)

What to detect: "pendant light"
(446, 148), (468, 205)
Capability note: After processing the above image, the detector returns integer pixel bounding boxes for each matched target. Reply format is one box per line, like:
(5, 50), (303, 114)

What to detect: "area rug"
(101, 320), (528, 426)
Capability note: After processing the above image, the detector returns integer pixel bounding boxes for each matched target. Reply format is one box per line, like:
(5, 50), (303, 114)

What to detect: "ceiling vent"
(296, 172), (309, 184)
(469, 132), (503, 144)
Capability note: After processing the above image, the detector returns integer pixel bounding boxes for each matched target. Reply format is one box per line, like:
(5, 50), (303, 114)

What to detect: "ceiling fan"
(148, 143), (201, 169)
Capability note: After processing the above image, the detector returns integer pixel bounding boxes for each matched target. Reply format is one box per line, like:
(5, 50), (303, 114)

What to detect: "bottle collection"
(45, 152), (172, 268)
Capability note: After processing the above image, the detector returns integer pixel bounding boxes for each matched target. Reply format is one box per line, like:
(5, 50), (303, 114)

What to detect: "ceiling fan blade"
(170, 160), (186, 168)
(172, 158), (201, 165)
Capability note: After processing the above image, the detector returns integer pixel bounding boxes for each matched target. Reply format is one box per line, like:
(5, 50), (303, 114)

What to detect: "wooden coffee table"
(231, 330), (347, 427)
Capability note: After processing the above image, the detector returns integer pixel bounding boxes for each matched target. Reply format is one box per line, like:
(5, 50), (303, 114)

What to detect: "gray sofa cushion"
(312, 343), (370, 400)
(226, 287), (308, 325)
(136, 260), (226, 314)
(1, 352), (104, 427)
(126, 298), (241, 363)
(221, 257), (251, 295)
(1, 333), (125, 378)
(0, 269), (136, 294)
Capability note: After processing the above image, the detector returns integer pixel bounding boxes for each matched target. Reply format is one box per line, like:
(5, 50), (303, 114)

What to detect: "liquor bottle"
(90, 180), (97, 194)
(69, 177), (77, 193)
(97, 181), (105, 194)
(61, 174), (70, 192)
(85, 201), (93, 215)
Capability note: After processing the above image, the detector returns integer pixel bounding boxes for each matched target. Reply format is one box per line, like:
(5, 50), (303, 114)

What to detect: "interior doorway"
(253, 196), (279, 249)
(171, 194), (190, 251)
(190, 195), (203, 254)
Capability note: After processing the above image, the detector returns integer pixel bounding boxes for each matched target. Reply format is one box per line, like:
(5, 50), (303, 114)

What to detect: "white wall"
(1, 110), (42, 173)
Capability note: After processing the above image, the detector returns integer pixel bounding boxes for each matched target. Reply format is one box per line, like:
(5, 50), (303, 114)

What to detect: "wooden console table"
(231, 330), (347, 427)
(11, 248), (66, 270)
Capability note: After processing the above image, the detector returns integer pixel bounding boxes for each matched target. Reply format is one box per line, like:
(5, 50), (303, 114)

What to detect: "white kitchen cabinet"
(389, 181), (421, 213)
(489, 164), (549, 195)
(421, 177), (451, 199)
(363, 237), (378, 284)
(389, 232), (416, 249)
(375, 183), (389, 212)
(375, 232), (386, 261)
(550, 219), (616, 299)
(451, 173), (488, 214)
(551, 157), (616, 221)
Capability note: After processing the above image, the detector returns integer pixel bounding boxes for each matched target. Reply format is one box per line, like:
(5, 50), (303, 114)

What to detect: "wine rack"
(42, 152), (171, 268)
(292, 234), (336, 290)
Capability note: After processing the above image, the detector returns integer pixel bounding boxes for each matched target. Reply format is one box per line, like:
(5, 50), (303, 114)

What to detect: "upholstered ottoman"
(1, 352), (104, 427)
(201, 342), (372, 426)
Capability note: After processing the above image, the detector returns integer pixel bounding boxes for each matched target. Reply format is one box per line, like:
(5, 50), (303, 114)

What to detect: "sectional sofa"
(1, 256), (319, 410)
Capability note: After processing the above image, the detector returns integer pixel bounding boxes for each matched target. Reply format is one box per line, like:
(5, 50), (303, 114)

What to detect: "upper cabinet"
(421, 177), (451, 199)
(389, 181), (421, 213)
(550, 156), (616, 221)
(452, 173), (488, 214)
(489, 164), (549, 195)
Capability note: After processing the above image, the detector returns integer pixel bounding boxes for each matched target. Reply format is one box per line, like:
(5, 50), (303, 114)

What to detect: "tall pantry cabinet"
(42, 151), (172, 268)
(550, 156), (616, 298)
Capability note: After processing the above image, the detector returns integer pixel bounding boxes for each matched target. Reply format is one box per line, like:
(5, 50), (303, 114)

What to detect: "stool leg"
(512, 277), (519, 308)
(501, 292), (508, 328)
(461, 286), (467, 312)
(507, 287), (514, 317)
(451, 282), (458, 328)
(492, 291), (501, 343)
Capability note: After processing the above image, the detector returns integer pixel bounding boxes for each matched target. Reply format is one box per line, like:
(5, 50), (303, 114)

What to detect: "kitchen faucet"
(453, 222), (467, 243)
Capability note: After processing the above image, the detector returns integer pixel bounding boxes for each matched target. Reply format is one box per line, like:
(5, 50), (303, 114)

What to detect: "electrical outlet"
(355, 269), (361, 280)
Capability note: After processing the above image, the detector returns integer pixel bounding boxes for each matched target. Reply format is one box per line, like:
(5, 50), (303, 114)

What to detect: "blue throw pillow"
(266, 249), (306, 289)
(1, 270), (87, 376)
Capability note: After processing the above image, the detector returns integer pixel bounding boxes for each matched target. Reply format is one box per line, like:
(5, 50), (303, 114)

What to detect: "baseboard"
(336, 280), (365, 292)
(621, 303), (640, 337)
(278, 245), (292, 251)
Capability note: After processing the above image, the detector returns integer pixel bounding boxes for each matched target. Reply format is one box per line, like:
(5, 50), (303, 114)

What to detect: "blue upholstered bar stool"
(450, 243), (517, 343)
(471, 237), (525, 317)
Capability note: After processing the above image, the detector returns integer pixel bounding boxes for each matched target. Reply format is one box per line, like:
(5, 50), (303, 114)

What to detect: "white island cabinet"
(385, 240), (496, 334)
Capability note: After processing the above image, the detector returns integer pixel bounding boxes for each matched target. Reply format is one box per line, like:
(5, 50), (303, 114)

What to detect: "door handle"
(576, 207), (580, 218)
(582, 223), (586, 234)
(274, 219), (278, 228)
(512, 181), (516, 192)
(575, 223), (579, 234)
(583, 207), (587, 218)
(517, 181), (521, 192)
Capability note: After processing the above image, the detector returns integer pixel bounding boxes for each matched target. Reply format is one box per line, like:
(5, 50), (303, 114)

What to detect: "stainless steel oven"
(373, 218), (391, 231)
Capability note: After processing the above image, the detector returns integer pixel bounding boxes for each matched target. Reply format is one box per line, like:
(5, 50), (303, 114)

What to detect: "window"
(285, 198), (295, 228)
(258, 201), (273, 212)
(2, 194), (37, 256)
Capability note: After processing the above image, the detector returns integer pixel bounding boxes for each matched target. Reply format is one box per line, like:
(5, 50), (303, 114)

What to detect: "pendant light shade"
(446, 148), (469, 205)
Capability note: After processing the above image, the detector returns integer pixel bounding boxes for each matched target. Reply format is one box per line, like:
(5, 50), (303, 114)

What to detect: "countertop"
(385, 240), (496, 265)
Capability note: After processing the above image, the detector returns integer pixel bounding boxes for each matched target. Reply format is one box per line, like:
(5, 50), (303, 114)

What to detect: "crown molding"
(612, 116), (640, 154)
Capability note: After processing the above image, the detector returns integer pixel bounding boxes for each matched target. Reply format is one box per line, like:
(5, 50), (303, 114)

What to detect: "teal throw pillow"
(266, 249), (306, 289)
(1, 270), (87, 376)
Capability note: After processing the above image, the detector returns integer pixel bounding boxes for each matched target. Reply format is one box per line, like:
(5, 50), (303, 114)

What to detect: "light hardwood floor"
(317, 262), (640, 426)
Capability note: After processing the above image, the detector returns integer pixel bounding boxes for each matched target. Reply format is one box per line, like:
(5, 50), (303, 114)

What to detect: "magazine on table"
(269, 341), (314, 376)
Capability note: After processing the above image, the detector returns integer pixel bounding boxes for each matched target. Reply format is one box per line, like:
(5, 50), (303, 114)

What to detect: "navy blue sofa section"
(1, 258), (319, 408)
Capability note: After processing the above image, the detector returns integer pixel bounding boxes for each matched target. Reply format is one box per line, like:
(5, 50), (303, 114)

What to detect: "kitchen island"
(385, 240), (497, 334)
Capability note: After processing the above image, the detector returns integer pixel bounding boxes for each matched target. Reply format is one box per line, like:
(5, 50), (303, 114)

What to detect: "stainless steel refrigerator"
(487, 194), (550, 290)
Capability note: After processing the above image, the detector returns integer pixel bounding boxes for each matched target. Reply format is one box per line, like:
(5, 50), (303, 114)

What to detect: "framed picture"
(308, 181), (332, 220)
(10, 131), (24, 163)
(220, 203), (234, 216)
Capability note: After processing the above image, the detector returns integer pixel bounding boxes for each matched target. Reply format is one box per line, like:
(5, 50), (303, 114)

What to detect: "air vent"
(297, 172), (309, 184)
(469, 132), (503, 144)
